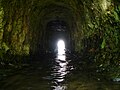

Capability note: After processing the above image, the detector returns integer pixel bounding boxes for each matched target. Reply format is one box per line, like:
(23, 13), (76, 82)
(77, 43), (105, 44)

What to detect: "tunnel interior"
(0, 0), (120, 86)
(46, 20), (71, 53)
(29, 3), (76, 55)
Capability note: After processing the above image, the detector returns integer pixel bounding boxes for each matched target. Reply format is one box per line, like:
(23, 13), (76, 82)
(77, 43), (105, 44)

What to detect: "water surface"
(0, 54), (120, 90)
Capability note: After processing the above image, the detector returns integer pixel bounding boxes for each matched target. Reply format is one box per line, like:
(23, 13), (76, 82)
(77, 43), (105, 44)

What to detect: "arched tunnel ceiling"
(28, 1), (76, 53)
(32, 2), (75, 32)
(47, 20), (67, 32)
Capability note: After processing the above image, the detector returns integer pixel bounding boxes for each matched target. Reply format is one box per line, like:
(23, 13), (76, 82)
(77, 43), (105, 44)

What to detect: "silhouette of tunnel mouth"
(46, 20), (71, 53)
(29, 4), (75, 54)
(57, 39), (65, 55)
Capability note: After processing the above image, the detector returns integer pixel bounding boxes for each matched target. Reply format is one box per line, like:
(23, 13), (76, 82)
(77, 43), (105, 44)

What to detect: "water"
(0, 54), (120, 90)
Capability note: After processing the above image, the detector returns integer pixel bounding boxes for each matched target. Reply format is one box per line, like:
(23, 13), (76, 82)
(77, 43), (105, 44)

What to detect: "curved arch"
(29, 2), (76, 54)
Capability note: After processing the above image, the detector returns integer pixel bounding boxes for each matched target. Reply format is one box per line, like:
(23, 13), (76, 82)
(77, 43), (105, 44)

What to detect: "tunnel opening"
(57, 39), (65, 55)
(28, 3), (75, 55)
(46, 20), (71, 54)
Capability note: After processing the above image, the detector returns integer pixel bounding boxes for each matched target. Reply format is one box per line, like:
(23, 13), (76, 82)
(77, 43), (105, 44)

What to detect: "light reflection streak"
(52, 40), (68, 90)
(57, 40), (65, 55)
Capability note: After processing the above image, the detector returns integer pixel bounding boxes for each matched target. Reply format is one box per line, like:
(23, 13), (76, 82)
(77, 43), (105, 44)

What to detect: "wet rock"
(112, 78), (120, 82)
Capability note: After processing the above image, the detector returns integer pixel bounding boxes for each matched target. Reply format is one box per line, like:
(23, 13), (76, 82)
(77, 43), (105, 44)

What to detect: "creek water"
(0, 53), (120, 90)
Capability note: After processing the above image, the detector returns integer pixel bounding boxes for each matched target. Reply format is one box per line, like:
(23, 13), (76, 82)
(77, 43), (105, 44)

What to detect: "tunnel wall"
(0, 0), (31, 55)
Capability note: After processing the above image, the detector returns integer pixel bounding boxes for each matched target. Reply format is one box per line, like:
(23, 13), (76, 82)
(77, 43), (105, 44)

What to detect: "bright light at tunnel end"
(57, 40), (65, 55)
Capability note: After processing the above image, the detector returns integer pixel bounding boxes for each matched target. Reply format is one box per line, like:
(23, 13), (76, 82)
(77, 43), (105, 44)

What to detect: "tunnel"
(28, 3), (76, 55)
(0, 0), (120, 64)
(46, 20), (71, 53)
(0, 0), (120, 89)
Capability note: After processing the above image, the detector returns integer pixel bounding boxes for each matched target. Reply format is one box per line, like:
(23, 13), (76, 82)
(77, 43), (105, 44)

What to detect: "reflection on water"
(0, 53), (120, 90)
(57, 55), (66, 61)
(51, 54), (68, 90)
(51, 40), (68, 90)
(52, 85), (67, 90)
(0, 44), (120, 90)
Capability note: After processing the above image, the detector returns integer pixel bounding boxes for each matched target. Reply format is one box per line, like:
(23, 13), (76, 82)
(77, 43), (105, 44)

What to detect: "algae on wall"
(70, 0), (120, 54)
(94, 0), (120, 74)
(0, 3), (4, 46)
(0, 2), (5, 59)
(70, 0), (120, 78)
(1, 0), (31, 55)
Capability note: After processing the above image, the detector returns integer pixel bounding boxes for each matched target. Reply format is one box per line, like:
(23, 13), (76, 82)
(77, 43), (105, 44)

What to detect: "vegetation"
(79, 0), (120, 79)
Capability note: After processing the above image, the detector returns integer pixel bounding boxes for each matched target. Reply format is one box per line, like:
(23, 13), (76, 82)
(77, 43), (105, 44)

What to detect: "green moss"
(101, 38), (106, 49)
(23, 44), (30, 55)
(0, 7), (3, 43)
(1, 42), (9, 52)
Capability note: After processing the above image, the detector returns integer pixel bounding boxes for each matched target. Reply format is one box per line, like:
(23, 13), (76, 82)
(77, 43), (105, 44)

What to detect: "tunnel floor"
(0, 53), (120, 90)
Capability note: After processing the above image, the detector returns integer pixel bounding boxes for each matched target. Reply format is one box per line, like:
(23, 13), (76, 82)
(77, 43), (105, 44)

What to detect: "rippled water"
(0, 54), (120, 90)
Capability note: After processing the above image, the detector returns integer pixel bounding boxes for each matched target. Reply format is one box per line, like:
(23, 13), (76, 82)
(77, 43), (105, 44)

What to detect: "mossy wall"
(0, 0), (31, 55)
(0, 3), (4, 47)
